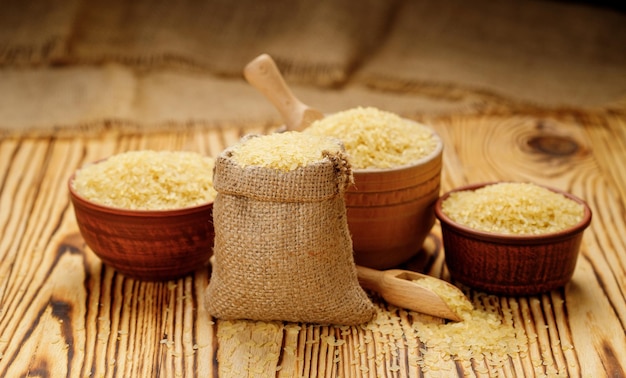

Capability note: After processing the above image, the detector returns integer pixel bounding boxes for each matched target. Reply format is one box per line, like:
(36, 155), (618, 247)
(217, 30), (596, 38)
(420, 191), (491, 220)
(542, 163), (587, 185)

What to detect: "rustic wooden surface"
(1, 107), (625, 377)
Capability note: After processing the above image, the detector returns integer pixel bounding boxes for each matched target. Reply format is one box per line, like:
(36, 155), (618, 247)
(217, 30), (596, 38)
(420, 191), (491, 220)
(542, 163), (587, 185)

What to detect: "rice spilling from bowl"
(229, 131), (342, 172)
(303, 107), (438, 170)
(72, 150), (217, 210)
(441, 182), (584, 235)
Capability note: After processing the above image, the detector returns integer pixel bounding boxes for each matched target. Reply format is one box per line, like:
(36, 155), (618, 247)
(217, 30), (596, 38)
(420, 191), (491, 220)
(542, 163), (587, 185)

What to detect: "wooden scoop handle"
(244, 54), (323, 131)
(356, 265), (463, 321)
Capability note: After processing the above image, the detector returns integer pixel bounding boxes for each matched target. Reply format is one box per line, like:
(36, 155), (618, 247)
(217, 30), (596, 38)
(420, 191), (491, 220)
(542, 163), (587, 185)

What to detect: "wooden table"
(1, 107), (625, 377)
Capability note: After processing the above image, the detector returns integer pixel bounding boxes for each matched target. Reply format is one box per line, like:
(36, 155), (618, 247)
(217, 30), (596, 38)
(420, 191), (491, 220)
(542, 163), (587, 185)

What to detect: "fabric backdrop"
(1, 0), (625, 136)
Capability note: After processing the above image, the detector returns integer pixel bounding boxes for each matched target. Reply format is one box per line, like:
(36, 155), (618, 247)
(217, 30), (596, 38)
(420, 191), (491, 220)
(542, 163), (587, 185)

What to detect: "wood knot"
(526, 135), (579, 157)
(57, 232), (85, 256)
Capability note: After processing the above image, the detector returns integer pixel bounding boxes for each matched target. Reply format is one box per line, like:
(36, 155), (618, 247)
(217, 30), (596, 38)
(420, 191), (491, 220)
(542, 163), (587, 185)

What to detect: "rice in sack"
(204, 132), (375, 325)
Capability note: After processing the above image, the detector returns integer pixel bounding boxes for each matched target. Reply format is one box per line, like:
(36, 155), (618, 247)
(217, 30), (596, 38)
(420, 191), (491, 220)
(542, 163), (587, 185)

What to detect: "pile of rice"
(303, 107), (439, 170)
(230, 132), (342, 172)
(441, 182), (585, 235)
(72, 150), (217, 210)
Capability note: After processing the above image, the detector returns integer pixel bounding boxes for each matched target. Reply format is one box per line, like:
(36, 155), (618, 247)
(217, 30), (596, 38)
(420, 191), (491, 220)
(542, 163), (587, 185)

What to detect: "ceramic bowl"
(344, 131), (443, 270)
(68, 175), (214, 281)
(435, 182), (592, 295)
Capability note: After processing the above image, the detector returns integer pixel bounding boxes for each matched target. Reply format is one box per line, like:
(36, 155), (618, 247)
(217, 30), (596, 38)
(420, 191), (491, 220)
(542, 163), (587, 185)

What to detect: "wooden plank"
(0, 110), (625, 377)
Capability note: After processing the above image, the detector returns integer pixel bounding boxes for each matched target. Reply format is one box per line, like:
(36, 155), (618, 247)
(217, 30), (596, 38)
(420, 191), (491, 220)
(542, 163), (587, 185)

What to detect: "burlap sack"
(205, 136), (375, 325)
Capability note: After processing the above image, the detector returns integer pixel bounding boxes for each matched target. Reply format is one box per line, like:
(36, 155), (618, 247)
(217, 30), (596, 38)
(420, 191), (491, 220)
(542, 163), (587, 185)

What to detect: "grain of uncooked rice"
(72, 150), (217, 210)
(414, 277), (473, 317)
(441, 182), (584, 235)
(229, 131), (342, 171)
(303, 107), (438, 169)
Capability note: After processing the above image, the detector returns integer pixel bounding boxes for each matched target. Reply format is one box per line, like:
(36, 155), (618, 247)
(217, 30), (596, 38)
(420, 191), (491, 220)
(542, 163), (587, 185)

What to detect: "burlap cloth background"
(1, 0), (625, 136)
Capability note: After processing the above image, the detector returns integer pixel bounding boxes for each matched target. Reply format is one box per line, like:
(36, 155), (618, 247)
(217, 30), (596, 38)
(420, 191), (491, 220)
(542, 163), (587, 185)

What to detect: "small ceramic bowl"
(68, 175), (215, 281)
(435, 182), (592, 295)
(344, 130), (443, 270)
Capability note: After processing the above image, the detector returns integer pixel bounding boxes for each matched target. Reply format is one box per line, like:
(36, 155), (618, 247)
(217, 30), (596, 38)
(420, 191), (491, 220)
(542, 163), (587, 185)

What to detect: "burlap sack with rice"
(204, 134), (375, 325)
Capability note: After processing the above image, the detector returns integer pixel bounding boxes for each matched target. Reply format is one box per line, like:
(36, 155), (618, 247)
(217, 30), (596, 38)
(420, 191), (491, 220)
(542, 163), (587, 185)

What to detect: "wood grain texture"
(1, 109), (625, 377)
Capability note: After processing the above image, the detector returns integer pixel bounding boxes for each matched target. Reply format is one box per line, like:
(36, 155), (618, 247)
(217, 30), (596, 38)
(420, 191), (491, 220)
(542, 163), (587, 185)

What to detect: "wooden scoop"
(209, 256), (463, 321)
(243, 54), (324, 131)
(356, 265), (465, 321)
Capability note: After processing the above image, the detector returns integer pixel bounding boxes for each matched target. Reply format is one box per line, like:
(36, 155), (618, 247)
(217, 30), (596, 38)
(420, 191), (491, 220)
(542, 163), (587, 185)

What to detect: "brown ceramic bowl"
(435, 182), (592, 296)
(344, 129), (443, 270)
(68, 175), (214, 281)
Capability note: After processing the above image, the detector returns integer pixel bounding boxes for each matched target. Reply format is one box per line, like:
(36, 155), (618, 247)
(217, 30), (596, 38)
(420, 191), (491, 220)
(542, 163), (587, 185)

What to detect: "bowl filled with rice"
(68, 150), (217, 281)
(303, 107), (443, 269)
(435, 182), (592, 295)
